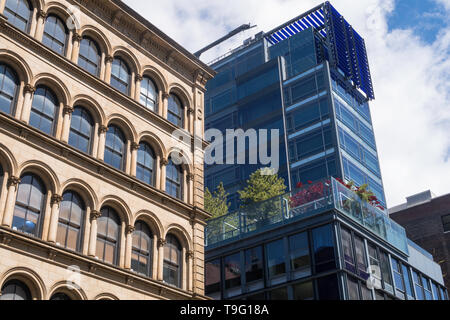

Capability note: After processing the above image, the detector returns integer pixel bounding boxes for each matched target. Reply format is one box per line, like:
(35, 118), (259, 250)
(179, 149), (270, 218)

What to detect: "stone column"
(129, 72), (136, 99)
(82, 206), (91, 255)
(97, 125), (108, 161)
(55, 102), (65, 140)
(187, 173), (194, 205)
(88, 210), (101, 257)
(182, 247), (187, 290)
(183, 106), (188, 131)
(34, 10), (47, 40)
(61, 105), (74, 143)
(183, 169), (188, 204)
(29, 8), (38, 37)
(0, 171), (9, 223)
(20, 84), (36, 123)
(162, 92), (170, 119)
(157, 238), (166, 281)
(155, 155), (161, 189)
(66, 30), (74, 60)
(135, 74), (143, 104)
(71, 32), (82, 63)
(0, 0), (7, 13)
(104, 55), (114, 83)
(91, 123), (99, 158)
(187, 250), (194, 292)
(152, 234), (158, 279)
(13, 82), (25, 120)
(124, 225), (135, 270)
(130, 142), (140, 177)
(160, 158), (168, 192)
(125, 140), (132, 174)
(99, 52), (106, 80)
(47, 194), (63, 243)
(187, 107), (195, 135)
(1, 176), (20, 228)
(157, 91), (163, 116)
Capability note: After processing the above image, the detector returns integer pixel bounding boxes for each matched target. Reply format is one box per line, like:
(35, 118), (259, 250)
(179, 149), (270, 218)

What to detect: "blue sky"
(124, 0), (450, 207)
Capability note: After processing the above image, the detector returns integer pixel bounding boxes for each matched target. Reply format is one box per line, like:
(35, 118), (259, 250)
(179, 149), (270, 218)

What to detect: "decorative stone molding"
(162, 92), (170, 100)
(135, 74), (144, 82)
(126, 276), (134, 286)
(88, 264), (97, 273)
(98, 125), (108, 134)
(187, 173), (195, 181)
(38, 10), (48, 19)
(51, 194), (63, 206)
(0, 233), (12, 246)
(157, 238), (166, 248)
(125, 225), (136, 234)
(90, 210), (102, 221)
(24, 84), (36, 94)
(187, 108), (195, 115)
(63, 105), (75, 115)
(48, 249), (57, 261)
(131, 142), (140, 151)
(72, 33), (83, 43)
(7, 176), (21, 188)
(160, 158), (168, 166)
(186, 250), (194, 260)
(105, 55), (114, 63)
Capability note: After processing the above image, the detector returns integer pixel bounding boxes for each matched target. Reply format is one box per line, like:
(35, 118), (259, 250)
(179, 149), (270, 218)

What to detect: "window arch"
(131, 221), (153, 277)
(69, 106), (94, 154)
(163, 234), (182, 288)
(140, 76), (158, 112)
(167, 94), (183, 127)
(0, 63), (19, 115)
(166, 157), (182, 200)
(4, 0), (32, 32)
(96, 207), (121, 266)
(43, 15), (68, 55)
(50, 293), (71, 300)
(111, 58), (130, 95)
(30, 86), (58, 136)
(13, 173), (46, 237)
(104, 125), (126, 171)
(56, 191), (85, 252)
(0, 280), (31, 300)
(78, 37), (101, 76)
(137, 142), (156, 186)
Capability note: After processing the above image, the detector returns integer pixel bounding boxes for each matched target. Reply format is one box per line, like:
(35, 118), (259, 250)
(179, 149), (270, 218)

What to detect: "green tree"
(204, 182), (230, 219)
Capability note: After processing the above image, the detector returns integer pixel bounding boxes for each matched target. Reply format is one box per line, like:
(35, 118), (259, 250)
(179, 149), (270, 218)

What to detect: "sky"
(123, 0), (450, 208)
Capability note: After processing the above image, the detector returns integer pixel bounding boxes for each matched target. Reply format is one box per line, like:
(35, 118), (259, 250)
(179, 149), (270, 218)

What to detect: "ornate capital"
(187, 108), (195, 115)
(90, 210), (102, 221)
(99, 125), (108, 134)
(187, 173), (195, 181)
(125, 225), (136, 234)
(72, 33), (82, 43)
(186, 250), (194, 260)
(24, 84), (36, 94)
(105, 55), (114, 63)
(135, 74), (144, 82)
(160, 158), (169, 167)
(162, 92), (170, 100)
(131, 142), (140, 151)
(51, 194), (63, 206)
(63, 105), (74, 115)
(38, 10), (47, 19)
(157, 238), (166, 248)
(7, 176), (21, 188)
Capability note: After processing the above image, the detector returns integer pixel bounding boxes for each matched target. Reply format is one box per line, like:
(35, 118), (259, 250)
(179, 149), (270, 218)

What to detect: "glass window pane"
(293, 281), (314, 300)
(245, 246), (263, 283)
(312, 224), (336, 273)
(205, 259), (221, 296)
(347, 276), (360, 300)
(224, 253), (241, 290)
(266, 239), (286, 278)
(317, 274), (340, 300)
(289, 232), (311, 278)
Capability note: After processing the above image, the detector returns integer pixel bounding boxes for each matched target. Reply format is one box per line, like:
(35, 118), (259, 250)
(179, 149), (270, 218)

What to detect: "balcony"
(206, 177), (409, 255)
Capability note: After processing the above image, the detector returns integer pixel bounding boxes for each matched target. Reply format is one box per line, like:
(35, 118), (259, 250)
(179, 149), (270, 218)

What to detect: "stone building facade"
(0, 0), (214, 300)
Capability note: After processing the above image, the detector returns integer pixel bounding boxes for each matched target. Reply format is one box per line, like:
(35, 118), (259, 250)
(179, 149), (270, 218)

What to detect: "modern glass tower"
(205, 1), (386, 211)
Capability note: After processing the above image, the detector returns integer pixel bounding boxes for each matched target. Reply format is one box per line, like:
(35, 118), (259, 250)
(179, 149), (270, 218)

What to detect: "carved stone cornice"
(24, 84), (36, 94)
(157, 238), (166, 248)
(98, 125), (108, 134)
(51, 194), (63, 205)
(125, 225), (136, 234)
(7, 176), (21, 188)
(63, 105), (74, 115)
(90, 210), (102, 221)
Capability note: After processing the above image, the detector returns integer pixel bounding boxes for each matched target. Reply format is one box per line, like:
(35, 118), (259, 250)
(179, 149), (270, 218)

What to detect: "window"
(224, 252), (241, 297)
(401, 264), (414, 299)
(104, 125), (126, 171)
(368, 244), (382, 289)
(380, 251), (393, 293)
(266, 239), (286, 281)
(0, 280), (31, 300)
(293, 281), (314, 300)
(0, 63), (18, 115)
(205, 259), (221, 299)
(30, 86), (58, 135)
(111, 58), (130, 95)
(167, 94), (183, 127)
(391, 258), (405, 299)
(166, 158), (182, 200)
(56, 191), (85, 252)
(317, 274), (340, 300)
(13, 173), (46, 237)
(136, 142), (155, 186)
(43, 15), (68, 55)
(244, 246), (263, 289)
(78, 37), (101, 76)
(412, 271), (424, 300)
(354, 236), (368, 279)
(431, 282), (440, 300)
(361, 283), (373, 300)
(68, 107), (94, 154)
(341, 228), (356, 273)
(140, 76), (158, 112)
(289, 232), (311, 279)
(312, 224), (336, 273)
(131, 221), (153, 277)
(422, 276), (433, 300)
(4, 0), (32, 32)
(347, 276), (360, 300)
(163, 234), (182, 288)
(96, 207), (120, 266)
(269, 287), (288, 300)
(50, 293), (71, 300)
(442, 214), (450, 232)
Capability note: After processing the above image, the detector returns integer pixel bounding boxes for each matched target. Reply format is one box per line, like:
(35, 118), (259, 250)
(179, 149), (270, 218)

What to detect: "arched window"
(111, 58), (130, 95)
(137, 142), (155, 186)
(167, 94), (183, 127)
(50, 293), (71, 300)
(96, 207), (120, 266)
(166, 157), (182, 199)
(104, 125), (126, 171)
(4, 0), (32, 32)
(13, 173), (46, 237)
(43, 15), (68, 55)
(30, 86), (58, 136)
(56, 191), (85, 252)
(68, 107), (94, 154)
(78, 37), (101, 76)
(131, 221), (153, 277)
(0, 63), (19, 115)
(140, 76), (158, 112)
(0, 280), (31, 300)
(163, 234), (182, 288)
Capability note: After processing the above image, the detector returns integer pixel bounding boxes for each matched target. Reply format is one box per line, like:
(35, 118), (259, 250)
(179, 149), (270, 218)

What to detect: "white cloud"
(124, 0), (450, 207)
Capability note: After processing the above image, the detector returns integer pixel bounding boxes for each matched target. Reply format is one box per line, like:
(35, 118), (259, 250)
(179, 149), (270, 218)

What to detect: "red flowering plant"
(336, 178), (385, 211)
(290, 180), (326, 208)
